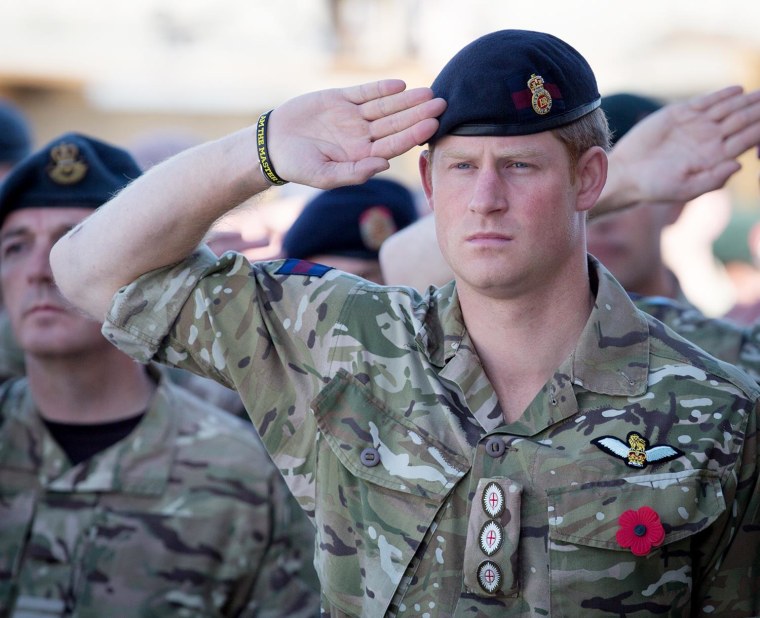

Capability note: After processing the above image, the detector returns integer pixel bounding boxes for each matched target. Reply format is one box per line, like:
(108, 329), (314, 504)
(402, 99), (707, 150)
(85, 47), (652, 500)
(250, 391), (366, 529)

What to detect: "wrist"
(592, 154), (640, 219)
(256, 110), (289, 186)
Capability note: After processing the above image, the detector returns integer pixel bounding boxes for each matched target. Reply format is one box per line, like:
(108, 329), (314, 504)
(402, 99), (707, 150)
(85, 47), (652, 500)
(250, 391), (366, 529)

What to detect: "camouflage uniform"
(635, 295), (760, 383)
(0, 365), (319, 618)
(102, 248), (760, 617)
(0, 310), (23, 383)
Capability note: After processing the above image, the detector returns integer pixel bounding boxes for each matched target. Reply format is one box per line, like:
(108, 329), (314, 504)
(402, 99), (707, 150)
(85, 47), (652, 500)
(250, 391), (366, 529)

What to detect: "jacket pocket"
(312, 370), (470, 616)
(546, 469), (725, 616)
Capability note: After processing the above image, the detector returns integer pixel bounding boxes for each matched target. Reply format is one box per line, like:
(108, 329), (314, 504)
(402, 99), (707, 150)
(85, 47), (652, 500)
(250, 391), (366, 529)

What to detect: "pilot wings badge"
(591, 431), (683, 469)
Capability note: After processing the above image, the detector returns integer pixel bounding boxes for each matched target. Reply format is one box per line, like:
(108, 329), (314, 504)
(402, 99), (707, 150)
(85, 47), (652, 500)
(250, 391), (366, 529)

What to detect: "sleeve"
(103, 248), (361, 510)
(233, 469), (321, 618)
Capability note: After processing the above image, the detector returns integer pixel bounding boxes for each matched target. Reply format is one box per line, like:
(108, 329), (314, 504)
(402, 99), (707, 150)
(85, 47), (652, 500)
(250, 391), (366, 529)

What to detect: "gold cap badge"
(47, 143), (88, 185)
(528, 73), (552, 116)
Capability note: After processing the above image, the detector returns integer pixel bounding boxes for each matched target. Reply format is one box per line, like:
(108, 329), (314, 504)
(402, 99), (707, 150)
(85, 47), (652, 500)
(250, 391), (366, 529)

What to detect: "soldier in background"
(281, 176), (418, 283)
(0, 99), (33, 382)
(51, 31), (760, 615)
(0, 133), (319, 617)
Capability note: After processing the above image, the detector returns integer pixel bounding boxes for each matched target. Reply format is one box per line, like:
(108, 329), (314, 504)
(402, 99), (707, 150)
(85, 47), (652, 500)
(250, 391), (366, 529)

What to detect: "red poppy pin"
(616, 506), (665, 556)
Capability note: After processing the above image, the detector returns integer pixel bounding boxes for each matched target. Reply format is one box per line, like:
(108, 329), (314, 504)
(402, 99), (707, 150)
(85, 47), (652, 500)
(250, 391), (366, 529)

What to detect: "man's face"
(0, 207), (107, 357)
(420, 132), (589, 299)
(586, 201), (683, 296)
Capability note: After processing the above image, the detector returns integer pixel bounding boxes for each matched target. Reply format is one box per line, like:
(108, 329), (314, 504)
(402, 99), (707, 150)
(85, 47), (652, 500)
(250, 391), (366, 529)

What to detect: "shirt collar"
(415, 256), (650, 398)
(1, 366), (176, 495)
(570, 256), (650, 396)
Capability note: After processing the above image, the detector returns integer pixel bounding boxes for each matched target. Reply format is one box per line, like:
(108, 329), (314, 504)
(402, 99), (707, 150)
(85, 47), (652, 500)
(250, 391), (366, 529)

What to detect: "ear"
(418, 149), (434, 210)
(575, 146), (608, 214)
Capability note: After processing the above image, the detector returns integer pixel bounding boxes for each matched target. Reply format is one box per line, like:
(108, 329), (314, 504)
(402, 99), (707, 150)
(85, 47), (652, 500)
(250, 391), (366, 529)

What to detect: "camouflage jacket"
(0, 366), (319, 618)
(634, 295), (760, 382)
(103, 249), (760, 617)
(0, 310), (23, 383)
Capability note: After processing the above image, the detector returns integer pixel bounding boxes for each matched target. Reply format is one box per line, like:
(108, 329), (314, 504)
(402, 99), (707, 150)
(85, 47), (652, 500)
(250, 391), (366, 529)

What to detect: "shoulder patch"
(275, 258), (333, 277)
(591, 431), (683, 469)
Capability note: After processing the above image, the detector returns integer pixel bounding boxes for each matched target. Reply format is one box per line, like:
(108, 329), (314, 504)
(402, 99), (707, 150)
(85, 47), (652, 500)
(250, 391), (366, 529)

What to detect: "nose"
(468, 168), (507, 215)
(26, 243), (55, 285)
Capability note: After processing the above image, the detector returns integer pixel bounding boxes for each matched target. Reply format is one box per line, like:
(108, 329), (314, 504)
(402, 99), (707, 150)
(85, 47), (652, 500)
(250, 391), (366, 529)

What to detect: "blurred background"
(1, 0), (759, 314)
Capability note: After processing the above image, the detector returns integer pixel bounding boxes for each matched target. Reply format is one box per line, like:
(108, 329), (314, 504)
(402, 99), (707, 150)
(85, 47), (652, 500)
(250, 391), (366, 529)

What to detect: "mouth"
(25, 303), (66, 317)
(466, 232), (513, 245)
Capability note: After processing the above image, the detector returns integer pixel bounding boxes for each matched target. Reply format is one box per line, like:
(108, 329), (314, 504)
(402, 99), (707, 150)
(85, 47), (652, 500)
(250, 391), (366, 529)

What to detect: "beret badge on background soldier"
(591, 432), (683, 468)
(528, 73), (552, 115)
(359, 205), (398, 251)
(47, 143), (88, 185)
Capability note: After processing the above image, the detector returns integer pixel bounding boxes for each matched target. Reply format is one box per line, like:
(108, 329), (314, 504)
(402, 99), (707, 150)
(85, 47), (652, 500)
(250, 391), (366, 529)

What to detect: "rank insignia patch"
(479, 521), (503, 556)
(482, 482), (505, 518)
(591, 431), (683, 469)
(477, 560), (502, 594)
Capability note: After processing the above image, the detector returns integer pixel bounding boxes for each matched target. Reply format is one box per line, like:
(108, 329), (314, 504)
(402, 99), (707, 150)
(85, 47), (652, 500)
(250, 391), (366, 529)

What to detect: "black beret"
(0, 100), (32, 164)
(601, 93), (663, 147)
(0, 132), (142, 228)
(282, 177), (418, 261)
(430, 30), (601, 143)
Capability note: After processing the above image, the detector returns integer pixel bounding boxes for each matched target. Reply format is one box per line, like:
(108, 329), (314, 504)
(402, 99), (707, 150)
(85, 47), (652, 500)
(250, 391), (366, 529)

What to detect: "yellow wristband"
(256, 111), (288, 186)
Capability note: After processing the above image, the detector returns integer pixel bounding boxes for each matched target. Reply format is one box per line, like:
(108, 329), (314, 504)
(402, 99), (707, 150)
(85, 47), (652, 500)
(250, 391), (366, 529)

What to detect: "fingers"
(687, 160), (743, 198)
(359, 85), (441, 122)
(369, 94), (445, 136)
(687, 85), (744, 115)
(342, 79), (409, 108)
(720, 94), (760, 157)
(370, 117), (442, 160)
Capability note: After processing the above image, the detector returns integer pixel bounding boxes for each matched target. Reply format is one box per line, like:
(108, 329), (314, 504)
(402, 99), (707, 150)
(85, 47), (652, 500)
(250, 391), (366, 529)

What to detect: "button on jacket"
(104, 249), (760, 617)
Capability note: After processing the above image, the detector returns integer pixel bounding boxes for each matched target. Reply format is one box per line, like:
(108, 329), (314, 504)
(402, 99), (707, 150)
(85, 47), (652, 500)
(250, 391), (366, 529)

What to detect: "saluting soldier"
(51, 31), (760, 616)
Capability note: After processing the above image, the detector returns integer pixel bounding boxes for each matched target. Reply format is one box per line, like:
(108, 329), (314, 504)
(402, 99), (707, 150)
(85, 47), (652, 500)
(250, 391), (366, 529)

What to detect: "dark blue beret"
(601, 93), (663, 146)
(0, 132), (142, 228)
(0, 100), (32, 164)
(282, 177), (418, 261)
(430, 30), (601, 143)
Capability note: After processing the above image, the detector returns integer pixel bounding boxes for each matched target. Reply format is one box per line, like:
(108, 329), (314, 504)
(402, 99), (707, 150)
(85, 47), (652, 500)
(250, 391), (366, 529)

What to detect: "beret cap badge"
(528, 74), (552, 115)
(359, 205), (397, 251)
(47, 143), (88, 185)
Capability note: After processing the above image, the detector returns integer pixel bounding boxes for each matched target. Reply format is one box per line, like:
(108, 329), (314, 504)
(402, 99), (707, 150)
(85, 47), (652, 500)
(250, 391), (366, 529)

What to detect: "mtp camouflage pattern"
(634, 295), (760, 383)
(103, 249), (760, 617)
(0, 310), (23, 383)
(0, 366), (319, 617)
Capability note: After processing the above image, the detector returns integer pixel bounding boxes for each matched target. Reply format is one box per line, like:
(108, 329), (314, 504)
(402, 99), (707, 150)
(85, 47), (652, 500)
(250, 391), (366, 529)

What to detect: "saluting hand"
(265, 79), (446, 189)
(607, 85), (760, 205)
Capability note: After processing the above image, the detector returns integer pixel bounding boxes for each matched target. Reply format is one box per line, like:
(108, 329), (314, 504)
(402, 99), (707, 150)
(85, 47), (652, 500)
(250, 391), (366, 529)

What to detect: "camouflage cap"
(0, 132), (142, 228)
(430, 30), (601, 143)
